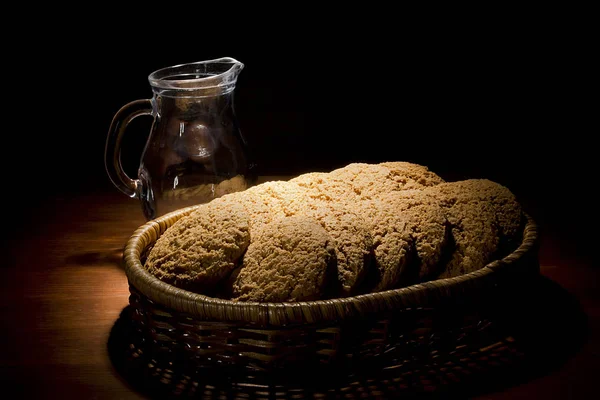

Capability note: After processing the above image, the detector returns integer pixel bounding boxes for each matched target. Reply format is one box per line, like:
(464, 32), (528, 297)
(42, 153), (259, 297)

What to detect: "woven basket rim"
(124, 205), (539, 326)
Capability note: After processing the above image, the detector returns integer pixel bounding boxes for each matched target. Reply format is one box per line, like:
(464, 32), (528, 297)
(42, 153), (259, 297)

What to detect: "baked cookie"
(231, 215), (337, 302)
(290, 162), (445, 203)
(145, 195), (251, 292)
(426, 179), (523, 279)
(234, 180), (309, 228)
(378, 161), (446, 189)
(363, 190), (449, 291)
(299, 202), (373, 296)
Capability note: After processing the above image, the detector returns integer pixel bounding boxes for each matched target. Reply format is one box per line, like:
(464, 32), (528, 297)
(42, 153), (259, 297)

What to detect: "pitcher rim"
(148, 57), (244, 91)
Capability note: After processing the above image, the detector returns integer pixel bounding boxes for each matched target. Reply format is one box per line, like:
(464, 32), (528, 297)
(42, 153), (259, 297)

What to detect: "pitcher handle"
(104, 99), (154, 198)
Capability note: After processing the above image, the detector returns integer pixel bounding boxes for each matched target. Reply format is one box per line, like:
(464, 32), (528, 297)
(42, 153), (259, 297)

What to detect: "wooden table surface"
(1, 188), (598, 399)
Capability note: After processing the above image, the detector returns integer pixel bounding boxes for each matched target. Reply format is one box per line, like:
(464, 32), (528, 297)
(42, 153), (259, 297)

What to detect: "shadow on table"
(65, 248), (125, 270)
(107, 276), (589, 399)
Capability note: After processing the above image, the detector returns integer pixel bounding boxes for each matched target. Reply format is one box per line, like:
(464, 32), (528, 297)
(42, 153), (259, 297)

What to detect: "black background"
(5, 18), (595, 262)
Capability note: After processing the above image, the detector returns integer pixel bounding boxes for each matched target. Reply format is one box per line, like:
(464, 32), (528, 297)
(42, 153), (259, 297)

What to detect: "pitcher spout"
(148, 57), (244, 97)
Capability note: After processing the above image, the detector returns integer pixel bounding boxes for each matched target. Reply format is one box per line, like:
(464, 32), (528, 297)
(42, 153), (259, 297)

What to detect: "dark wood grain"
(1, 187), (598, 399)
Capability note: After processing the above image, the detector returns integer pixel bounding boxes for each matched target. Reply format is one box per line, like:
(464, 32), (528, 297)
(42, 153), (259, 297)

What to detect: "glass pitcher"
(105, 57), (256, 220)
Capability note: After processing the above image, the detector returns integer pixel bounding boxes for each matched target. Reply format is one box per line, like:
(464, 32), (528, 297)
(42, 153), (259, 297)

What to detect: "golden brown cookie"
(290, 162), (445, 204)
(363, 190), (449, 291)
(145, 195), (250, 292)
(426, 179), (523, 279)
(299, 202), (373, 296)
(234, 180), (309, 228)
(378, 161), (446, 189)
(219, 179), (372, 297)
(231, 215), (337, 302)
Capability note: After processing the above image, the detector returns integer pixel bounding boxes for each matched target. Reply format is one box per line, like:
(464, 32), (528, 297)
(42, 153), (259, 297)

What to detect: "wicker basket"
(123, 206), (539, 391)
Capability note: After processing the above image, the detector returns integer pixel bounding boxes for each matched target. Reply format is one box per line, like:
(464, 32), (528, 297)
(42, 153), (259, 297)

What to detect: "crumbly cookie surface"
(426, 179), (523, 279)
(145, 195), (250, 292)
(234, 180), (309, 228)
(290, 162), (444, 204)
(363, 190), (448, 291)
(231, 216), (336, 302)
(299, 201), (373, 296)
(289, 175), (375, 295)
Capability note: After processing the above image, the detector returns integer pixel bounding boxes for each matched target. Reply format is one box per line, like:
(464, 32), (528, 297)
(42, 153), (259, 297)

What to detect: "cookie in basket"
(144, 195), (250, 293)
(297, 201), (374, 296)
(290, 161), (444, 203)
(234, 180), (310, 228)
(361, 190), (449, 291)
(230, 215), (337, 302)
(425, 179), (524, 279)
